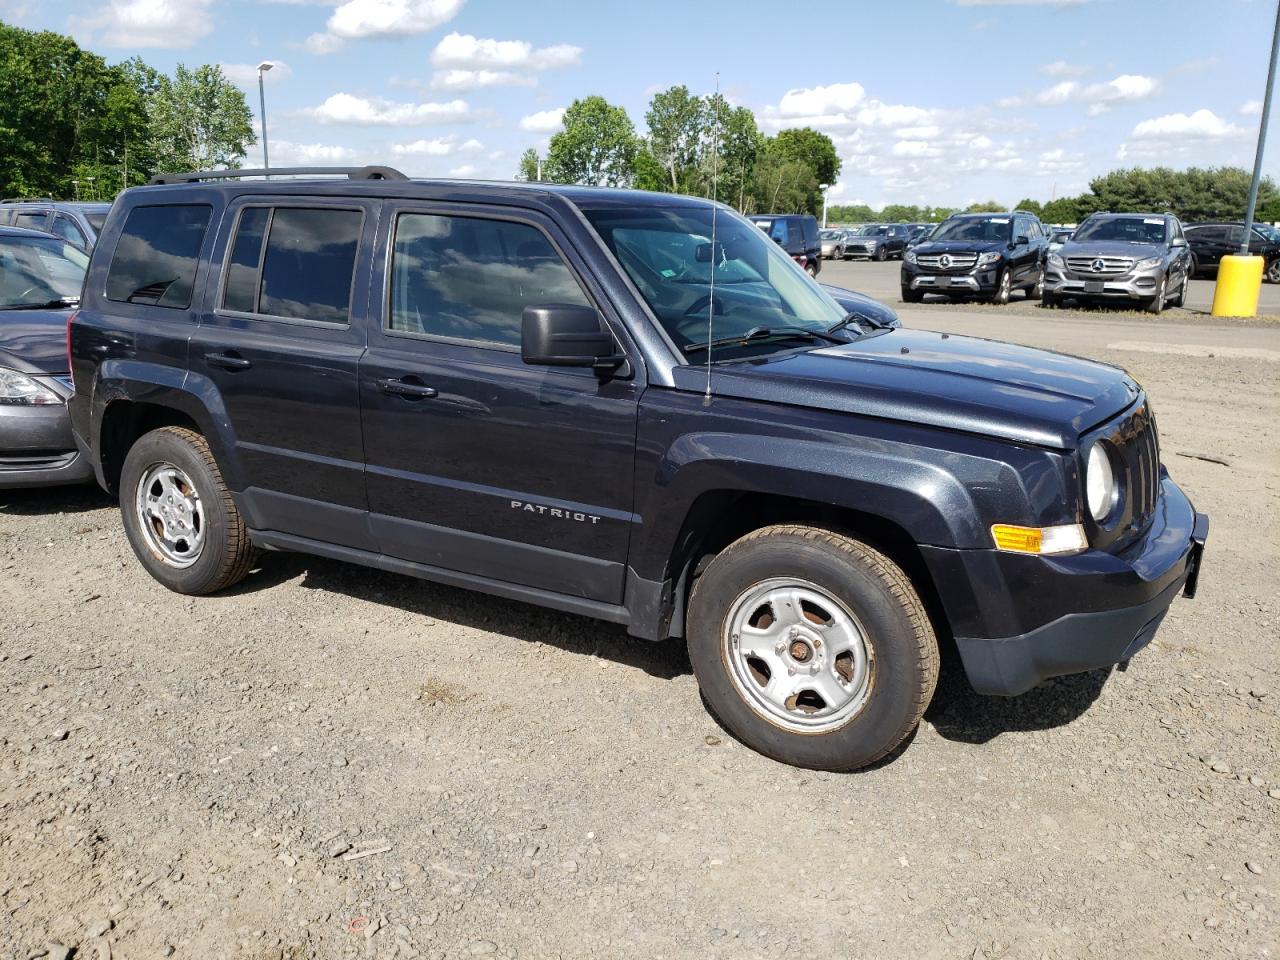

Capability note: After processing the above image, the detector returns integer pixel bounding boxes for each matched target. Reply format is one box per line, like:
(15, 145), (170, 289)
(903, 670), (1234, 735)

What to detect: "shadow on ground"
(0, 484), (112, 516)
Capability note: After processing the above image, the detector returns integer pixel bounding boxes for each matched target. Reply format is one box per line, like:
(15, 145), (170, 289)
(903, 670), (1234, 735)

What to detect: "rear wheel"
(875, 247), (888, 262)
(1267, 258), (1280, 284)
(686, 525), (939, 771)
(119, 426), (256, 595)
(805, 261), (818, 277)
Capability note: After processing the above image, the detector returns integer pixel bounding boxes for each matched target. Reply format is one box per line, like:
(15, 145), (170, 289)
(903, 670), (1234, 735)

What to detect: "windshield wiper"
(0, 296), (80, 311)
(827, 310), (892, 334)
(684, 325), (842, 355)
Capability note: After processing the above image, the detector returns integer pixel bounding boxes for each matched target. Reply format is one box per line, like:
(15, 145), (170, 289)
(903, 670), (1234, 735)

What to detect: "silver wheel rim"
(999, 271), (1010, 301)
(723, 578), (874, 734)
(135, 462), (206, 568)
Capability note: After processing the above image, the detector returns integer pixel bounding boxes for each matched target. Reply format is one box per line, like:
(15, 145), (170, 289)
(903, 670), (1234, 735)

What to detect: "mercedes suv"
(1043, 212), (1192, 313)
(901, 211), (1048, 304)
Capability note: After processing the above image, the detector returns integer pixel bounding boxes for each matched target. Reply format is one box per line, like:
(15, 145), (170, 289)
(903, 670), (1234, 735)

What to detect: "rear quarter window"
(105, 204), (212, 308)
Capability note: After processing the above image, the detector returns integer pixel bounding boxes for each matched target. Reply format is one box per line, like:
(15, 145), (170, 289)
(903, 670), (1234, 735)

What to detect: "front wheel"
(1026, 271), (1044, 300)
(119, 426), (256, 595)
(1146, 277), (1166, 314)
(1267, 258), (1280, 284)
(804, 261), (818, 277)
(874, 247), (888, 262)
(901, 285), (924, 303)
(686, 525), (939, 771)
(991, 268), (1011, 305)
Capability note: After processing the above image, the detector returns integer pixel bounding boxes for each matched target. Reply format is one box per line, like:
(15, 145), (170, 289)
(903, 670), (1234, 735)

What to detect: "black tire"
(874, 246), (888, 262)
(1267, 258), (1280, 284)
(804, 261), (818, 277)
(1026, 270), (1043, 300)
(1169, 272), (1187, 308)
(901, 285), (924, 303)
(991, 268), (1011, 305)
(1145, 276), (1166, 315)
(119, 426), (256, 596)
(686, 525), (939, 771)
(1188, 254), (1200, 280)
(1041, 292), (1058, 309)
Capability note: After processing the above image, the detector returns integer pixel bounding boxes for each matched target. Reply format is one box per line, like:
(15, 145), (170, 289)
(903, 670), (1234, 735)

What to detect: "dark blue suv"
(68, 167), (1208, 771)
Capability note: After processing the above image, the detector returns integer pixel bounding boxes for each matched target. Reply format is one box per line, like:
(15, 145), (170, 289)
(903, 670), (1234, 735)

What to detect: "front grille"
(916, 252), (978, 271)
(1127, 411), (1161, 522)
(1066, 255), (1134, 277)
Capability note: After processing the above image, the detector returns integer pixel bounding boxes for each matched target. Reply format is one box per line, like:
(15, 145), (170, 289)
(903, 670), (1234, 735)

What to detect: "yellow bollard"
(1211, 255), (1265, 317)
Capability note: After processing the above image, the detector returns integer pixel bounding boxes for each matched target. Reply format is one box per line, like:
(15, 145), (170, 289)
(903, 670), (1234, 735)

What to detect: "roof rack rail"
(1, 197), (54, 203)
(149, 165), (409, 185)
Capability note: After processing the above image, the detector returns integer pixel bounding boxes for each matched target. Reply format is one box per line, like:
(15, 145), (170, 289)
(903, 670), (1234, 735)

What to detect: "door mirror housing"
(522, 304), (624, 371)
(1171, 236), (1187, 248)
(1013, 235), (1029, 247)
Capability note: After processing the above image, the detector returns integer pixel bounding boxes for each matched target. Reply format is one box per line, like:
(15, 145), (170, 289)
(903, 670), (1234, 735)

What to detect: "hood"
(674, 328), (1140, 448)
(0, 307), (73, 375)
(1059, 239), (1162, 259)
(911, 239), (1007, 256)
(820, 283), (900, 328)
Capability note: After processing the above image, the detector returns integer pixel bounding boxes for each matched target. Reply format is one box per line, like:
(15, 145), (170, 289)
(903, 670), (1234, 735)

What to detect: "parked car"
(904, 225), (935, 249)
(901, 211), (1048, 304)
(1185, 222), (1280, 283)
(845, 223), (909, 261)
(1047, 228), (1073, 255)
(69, 167), (1207, 772)
(819, 228), (846, 260)
(820, 283), (900, 329)
(0, 200), (112, 252)
(749, 213), (822, 276)
(0, 225), (94, 488)
(1043, 213), (1192, 314)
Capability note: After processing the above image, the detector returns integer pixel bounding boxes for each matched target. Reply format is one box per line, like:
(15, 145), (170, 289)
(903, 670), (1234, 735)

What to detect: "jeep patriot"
(68, 166), (1208, 771)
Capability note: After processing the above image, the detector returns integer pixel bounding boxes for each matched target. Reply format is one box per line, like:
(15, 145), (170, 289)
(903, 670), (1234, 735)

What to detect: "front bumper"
(1045, 267), (1162, 301)
(921, 477), (1207, 695)
(0, 387), (94, 489)
(902, 262), (1002, 294)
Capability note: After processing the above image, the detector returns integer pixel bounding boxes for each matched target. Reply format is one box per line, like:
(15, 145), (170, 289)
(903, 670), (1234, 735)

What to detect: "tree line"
(0, 22), (256, 201)
(521, 90), (1279, 226)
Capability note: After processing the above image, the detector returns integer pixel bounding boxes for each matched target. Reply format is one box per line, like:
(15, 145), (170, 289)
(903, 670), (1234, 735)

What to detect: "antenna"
(704, 73), (721, 403)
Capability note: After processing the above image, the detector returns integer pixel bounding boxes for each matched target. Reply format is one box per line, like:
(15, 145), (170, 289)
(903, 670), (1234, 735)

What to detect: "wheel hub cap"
(724, 578), (874, 733)
(135, 462), (206, 569)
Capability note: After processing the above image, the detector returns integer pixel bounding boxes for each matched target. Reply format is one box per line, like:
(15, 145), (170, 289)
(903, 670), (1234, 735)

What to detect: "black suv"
(0, 200), (113, 251)
(68, 167), (1208, 772)
(748, 214), (822, 276)
(1185, 221), (1280, 283)
(901, 211), (1048, 304)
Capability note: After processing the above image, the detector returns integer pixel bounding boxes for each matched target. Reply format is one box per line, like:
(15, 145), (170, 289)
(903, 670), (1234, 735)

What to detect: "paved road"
(819, 257), (1280, 320)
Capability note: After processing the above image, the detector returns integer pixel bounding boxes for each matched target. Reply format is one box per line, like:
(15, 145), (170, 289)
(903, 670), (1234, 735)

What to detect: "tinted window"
(52, 215), (87, 247)
(258, 208), (361, 324)
(1073, 217), (1167, 244)
(105, 204), (212, 308)
(931, 216), (1011, 243)
(85, 213), (108, 233)
(15, 211), (48, 231)
(221, 207), (270, 313)
(390, 213), (589, 347)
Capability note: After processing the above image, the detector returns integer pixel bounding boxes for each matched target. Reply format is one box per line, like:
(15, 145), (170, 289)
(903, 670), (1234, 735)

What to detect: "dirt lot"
(1, 294), (1277, 960)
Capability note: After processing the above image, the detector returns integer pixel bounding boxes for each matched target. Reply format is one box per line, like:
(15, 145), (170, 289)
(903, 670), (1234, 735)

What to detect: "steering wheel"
(681, 295), (726, 319)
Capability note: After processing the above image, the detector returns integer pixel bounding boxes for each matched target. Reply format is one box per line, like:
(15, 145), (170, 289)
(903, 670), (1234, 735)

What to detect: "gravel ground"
(1, 305), (1277, 960)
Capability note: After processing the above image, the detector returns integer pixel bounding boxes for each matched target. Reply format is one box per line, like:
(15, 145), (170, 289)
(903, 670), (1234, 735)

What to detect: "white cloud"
(1083, 74), (1157, 104)
(776, 82), (865, 118)
(1036, 148), (1086, 175)
(519, 107), (566, 133)
(448, 164), (479, 177)
(431, 32), (581, 71)
(269, 140), (360, 165)
(1040, 60), (1088, 77)
(431, 69), (536, 91)
(220, 60), (292, 88)
(1035, 81), (1079, 106)
(1001, 73), (1157, 110)
(390, 135), (484, 156)
(1241, 100), (1263, 117)
(1130, 109), (1245, 140)
(308, 92), (472, 126)
(306, 0), (463, 53)
(75, 0), (213, 47)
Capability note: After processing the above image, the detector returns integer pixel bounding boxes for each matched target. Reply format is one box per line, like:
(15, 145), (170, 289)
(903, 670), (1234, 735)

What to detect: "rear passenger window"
(221, 207), (269, 313)
(15, 211), (49, 231)
(389, 213), (590, 347)
(257, 208), (361, 324)
(105, 204), (212, 308)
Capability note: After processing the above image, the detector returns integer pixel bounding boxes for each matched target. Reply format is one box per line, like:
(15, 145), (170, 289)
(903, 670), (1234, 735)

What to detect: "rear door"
(359, 201), (640, 602)
(190, 197), (379, 549)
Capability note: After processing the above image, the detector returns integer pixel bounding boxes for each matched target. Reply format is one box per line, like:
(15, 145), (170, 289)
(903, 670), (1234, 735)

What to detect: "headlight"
(1048, 253), (1065, 269)
(0, 367), (62, 406)
(977, 251), (1003, 267)
(1135, 256), (1162, 270)
(905, 250), (917, 264)
(1085, 441), (1118, 522)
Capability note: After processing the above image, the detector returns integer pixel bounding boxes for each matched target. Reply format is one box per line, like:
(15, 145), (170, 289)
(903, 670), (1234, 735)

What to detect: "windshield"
(820, 230), (841, 240)
(1073, 217), (1167, 244)
(1254, 223), (1280, 242)
(0, 234), (88, 307)
(586, 206), (845, 356)
(930, 216), (1012, 243)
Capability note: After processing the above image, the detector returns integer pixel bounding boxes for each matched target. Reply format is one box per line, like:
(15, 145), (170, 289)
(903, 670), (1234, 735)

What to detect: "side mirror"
(773, 236), (784, 245)
(1171, 236), (1187, 248)
(522, 304), (624, 371)
(1013, 235), (1029, 246)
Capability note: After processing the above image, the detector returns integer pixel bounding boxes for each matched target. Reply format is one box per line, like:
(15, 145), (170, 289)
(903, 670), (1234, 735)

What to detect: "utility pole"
(257, 62), (274, 174)
(1241, 0), (1280, 252)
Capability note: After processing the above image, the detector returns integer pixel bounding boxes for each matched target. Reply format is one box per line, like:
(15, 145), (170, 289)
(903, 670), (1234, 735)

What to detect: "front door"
(360, 202), (640, 603)
(191, 198), (380, 549)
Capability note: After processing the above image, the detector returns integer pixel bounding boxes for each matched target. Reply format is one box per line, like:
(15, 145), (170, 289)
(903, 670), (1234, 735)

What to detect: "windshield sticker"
(989, 217), (1010, 224)
(660, 269), (677, 278)
(1144, 218), (1164, 225)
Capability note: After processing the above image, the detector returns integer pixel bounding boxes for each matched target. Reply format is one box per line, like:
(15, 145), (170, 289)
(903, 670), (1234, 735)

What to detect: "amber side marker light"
(991, 523), (1087, 556)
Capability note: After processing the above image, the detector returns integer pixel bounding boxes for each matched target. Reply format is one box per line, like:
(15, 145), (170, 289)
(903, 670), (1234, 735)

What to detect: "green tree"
(1013, 198), (1043, 217)
(748, 155), (818, 215)
(631, 143), (670, 193)
(965, 200), (1006, 213)
(828, 203), (875, 223)
(1041, 195), (1095, 225)
(771, 127), (841, 186)
(702, 94), (764, 211)
(149, 64), (255, 172)
(516, 147), (541, 181)
(644, 85), (705, 193)
(544, 95), (637, 187)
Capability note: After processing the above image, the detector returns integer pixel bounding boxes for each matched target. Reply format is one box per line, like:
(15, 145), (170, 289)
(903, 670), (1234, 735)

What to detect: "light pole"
(1241, 0), (1280, 253)
(819, 183), (830, 228)
(85, 177), (96, 201)
(71, 180), (79, 200)
(257, 61), (274, 173)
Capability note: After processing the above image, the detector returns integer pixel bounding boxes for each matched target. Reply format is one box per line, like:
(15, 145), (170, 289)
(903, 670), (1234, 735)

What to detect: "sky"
(3, 0), (1277, 208)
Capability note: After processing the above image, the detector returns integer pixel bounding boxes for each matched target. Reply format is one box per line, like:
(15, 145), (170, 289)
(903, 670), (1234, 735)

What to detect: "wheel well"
(99, 401), (201, 495)
(664, 491), (950, 649)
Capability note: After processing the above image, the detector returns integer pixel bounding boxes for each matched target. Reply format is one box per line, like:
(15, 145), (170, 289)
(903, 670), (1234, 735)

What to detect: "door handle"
(377, 377), (438, 399)
(205, 351), (252, 371)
